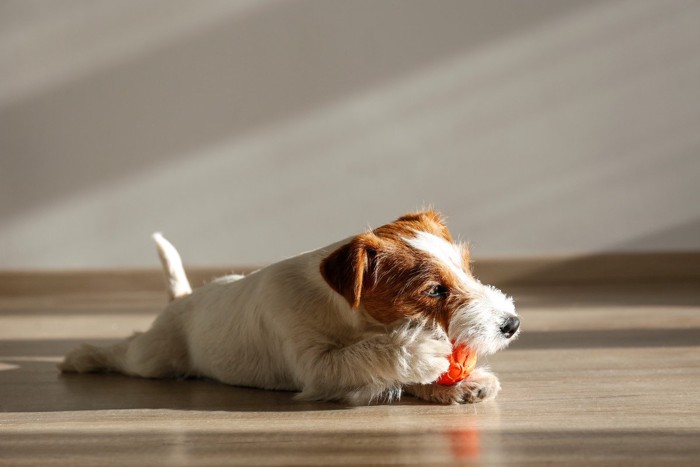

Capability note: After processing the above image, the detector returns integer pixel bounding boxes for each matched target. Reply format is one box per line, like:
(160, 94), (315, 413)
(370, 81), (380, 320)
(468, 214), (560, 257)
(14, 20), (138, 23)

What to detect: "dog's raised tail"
(152, 232), (192, 301)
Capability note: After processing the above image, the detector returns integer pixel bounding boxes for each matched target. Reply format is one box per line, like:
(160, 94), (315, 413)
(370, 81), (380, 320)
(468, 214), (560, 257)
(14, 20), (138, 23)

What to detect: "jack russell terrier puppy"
(60, 210), (520, 405)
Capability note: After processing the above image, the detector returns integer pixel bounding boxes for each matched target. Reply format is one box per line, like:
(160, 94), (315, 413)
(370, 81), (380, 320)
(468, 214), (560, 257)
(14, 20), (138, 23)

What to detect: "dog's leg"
(295, 323), (451, 404)
(59, 313), (191, 378)
(404, 367), (501, 404)
(58, 339), (131, 374)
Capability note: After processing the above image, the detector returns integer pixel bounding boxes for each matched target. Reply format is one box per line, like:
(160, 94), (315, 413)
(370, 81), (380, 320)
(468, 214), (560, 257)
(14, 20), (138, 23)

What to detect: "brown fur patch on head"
(380, 210), (453, 243)
(320, 210), (474, 331)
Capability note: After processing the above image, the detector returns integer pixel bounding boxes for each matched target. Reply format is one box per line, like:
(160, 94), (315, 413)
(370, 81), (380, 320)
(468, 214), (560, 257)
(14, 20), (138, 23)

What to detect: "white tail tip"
(153, 232), (192, 301)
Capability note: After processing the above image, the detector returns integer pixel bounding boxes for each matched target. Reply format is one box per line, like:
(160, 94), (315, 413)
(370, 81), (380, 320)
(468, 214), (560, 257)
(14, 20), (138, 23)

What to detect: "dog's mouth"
(445, 281), (520, 356)
(449, 312), (521, 356)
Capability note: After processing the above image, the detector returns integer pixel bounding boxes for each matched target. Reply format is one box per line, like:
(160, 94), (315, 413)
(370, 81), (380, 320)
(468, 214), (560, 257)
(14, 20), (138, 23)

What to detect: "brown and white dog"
(60, 211), (519, 405)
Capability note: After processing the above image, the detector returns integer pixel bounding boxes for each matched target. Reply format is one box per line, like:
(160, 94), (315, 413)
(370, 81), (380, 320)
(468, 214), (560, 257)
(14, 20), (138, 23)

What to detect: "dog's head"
(320, 210), (519, 355)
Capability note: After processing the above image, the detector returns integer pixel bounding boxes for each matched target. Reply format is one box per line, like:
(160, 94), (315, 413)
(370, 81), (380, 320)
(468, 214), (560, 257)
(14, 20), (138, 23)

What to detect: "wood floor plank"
(1, 279), (699, 465)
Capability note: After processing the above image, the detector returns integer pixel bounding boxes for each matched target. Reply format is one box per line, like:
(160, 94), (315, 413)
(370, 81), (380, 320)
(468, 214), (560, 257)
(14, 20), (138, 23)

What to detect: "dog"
(60, 210), (520, 405)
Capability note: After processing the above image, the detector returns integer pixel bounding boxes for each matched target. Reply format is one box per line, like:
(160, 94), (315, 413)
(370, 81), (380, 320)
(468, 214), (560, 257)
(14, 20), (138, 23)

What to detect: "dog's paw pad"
(460, 368), (501, 403)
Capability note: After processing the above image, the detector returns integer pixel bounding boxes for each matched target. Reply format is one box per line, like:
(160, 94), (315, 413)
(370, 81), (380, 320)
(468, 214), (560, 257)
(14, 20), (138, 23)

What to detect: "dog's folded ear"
(320, 233), (379, 309)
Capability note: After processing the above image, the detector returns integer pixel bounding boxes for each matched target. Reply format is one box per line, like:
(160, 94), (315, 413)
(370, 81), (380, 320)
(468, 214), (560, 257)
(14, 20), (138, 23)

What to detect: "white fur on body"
(61, 231), (518, 405)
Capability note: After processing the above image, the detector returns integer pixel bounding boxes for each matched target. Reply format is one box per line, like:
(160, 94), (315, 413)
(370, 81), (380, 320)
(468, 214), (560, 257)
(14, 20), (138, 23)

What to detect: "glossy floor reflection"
(1, 282), (699, 465)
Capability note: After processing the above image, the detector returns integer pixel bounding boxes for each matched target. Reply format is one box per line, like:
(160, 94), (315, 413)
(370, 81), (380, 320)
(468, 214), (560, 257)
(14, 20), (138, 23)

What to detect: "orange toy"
(436, 343), (477, 385)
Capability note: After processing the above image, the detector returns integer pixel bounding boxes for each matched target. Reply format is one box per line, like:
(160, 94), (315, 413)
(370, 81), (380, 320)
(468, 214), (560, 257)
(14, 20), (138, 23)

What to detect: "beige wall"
(1, 0), (699, 268)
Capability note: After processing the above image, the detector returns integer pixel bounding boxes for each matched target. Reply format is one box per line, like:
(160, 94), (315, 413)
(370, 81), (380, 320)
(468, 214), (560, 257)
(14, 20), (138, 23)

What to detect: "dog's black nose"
(500, 316), (520, 338)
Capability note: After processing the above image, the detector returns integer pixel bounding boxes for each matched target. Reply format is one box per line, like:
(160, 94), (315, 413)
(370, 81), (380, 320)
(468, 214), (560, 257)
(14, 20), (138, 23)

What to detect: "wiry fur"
(60, 211), (519, 405)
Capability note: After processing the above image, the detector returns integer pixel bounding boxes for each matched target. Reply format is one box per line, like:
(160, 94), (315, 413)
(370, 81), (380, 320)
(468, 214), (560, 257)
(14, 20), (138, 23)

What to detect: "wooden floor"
(1, 275), (699, 465)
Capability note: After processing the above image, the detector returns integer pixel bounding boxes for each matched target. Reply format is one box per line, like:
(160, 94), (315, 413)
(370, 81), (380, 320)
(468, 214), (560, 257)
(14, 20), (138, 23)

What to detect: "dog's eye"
(426, 284), (448, 298)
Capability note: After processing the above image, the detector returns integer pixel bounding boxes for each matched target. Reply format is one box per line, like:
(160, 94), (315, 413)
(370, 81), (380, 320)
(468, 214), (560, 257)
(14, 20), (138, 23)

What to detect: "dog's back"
(59, 235), (332, 392)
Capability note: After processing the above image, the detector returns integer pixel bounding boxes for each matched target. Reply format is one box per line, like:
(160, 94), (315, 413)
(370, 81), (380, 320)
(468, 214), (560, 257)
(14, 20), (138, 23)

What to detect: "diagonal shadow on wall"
(0, 0), (609, 224)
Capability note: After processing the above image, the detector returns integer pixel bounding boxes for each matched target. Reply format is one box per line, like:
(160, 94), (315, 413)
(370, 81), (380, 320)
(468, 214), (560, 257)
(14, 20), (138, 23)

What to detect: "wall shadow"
(1, 0), (606, 223)
(615, 217), (700, 252)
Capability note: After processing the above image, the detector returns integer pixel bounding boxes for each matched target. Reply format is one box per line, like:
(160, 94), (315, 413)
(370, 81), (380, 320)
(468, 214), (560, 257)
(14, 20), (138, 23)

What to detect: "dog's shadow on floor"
(0, 339), (431, 414)
(63, 372), (339, 413)
(0, 360), (352, 413)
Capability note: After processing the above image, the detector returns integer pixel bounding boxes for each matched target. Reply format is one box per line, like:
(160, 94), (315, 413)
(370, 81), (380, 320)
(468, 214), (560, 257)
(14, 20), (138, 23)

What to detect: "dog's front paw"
(405, 382), (466, 404)
(390, 323), (451, 385)
(460, 368), (501, 403)
(406, 368), (502, 404)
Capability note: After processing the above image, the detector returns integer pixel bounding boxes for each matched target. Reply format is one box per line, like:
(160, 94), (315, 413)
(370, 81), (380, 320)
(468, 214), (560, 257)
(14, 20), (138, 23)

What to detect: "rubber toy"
(436, 343), (477, 385)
